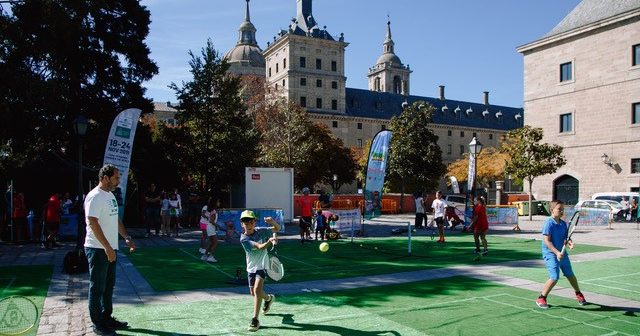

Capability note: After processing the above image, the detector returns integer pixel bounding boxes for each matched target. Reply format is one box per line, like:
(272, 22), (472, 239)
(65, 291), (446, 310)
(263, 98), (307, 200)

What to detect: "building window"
(632, 158), (640, 174)
(357, 122), (362, 130)
(560, 62), (572, 82)
(316, 58), (322, 70)
(560, 113), (572, 133)
(460, 131), (465, 137)
(447, 144), (452, 155)
(300, 96), (306, 107)
(634, 44), (640, 66)
(332, 81), (338, 89)
(447, 130), (452, 137)
(316, 98), (322, 109)
(283, 58), (287, 69)
(300, 57), (306, 68)
(332, 121), (338, 128)
(282, 79), (285, 87)
(381, 124), (386, 130)
(332, 99), (338, 110)
(276, 63), (279, 73)
(357, 139), (363, 148)
(331, 60), (337, 71)
(268, 67), (272, 77)
(633, 102), (640, 124)
(316, 79), (322, 88)
(472, 132), (477, 138)
(489, 133), (493, 140)
(300, 77), (306, 86)
(459, 145), (464, 155)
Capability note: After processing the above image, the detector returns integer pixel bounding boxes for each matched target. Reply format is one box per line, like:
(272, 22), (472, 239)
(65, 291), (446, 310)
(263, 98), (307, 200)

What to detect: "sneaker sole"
(536, 303), (549, 309)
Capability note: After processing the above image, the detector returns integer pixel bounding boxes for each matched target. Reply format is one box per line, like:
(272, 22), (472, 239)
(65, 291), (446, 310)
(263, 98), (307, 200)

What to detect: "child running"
(201, 199), (220, 263)
(536, 200), (587, 309)
(470, 195), (489, 254)
(239, 210), (280, 332)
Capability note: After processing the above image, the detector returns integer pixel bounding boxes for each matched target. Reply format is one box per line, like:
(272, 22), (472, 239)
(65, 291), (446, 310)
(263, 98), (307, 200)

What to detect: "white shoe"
(206, 256), (217, 263)
(199, 248), (206, 254)
(201, 255), (208, 261)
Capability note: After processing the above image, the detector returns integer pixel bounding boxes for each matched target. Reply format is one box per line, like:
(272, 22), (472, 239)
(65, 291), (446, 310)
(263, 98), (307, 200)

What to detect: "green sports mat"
(0, 265), (53, 336)
(494, 255), (640, 302)
(113, 276), (639, 336)
(127, 236), (615, 291)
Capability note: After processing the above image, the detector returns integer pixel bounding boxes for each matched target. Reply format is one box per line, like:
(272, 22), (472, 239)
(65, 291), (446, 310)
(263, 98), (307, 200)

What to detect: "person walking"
(296, 187), (313, 243)
(239, 210), (280, 332)
(470, 195), (489, 254)
(84, 164), (135, 335)
(535, 200), (586, 309)
(414, 192), (425, 229)
(143, 183), (161, 237)
(43, 194), (62, 248)
(431, 191), (446, 243)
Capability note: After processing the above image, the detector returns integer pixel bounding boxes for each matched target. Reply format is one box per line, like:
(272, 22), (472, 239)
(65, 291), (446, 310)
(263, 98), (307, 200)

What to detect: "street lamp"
(73, 115), (87, 247)
(332, 174), (338, 194)
(464, 137), (483, 228)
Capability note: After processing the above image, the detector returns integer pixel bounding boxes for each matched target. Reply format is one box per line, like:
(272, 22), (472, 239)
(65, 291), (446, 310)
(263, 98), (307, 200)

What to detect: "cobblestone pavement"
(2, 214), (639, 335)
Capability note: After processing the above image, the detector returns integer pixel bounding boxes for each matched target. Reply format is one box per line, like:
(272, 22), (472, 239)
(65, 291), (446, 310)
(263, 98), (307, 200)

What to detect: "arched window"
(553, 175), (579, 205)
(393, 76), (402, 94)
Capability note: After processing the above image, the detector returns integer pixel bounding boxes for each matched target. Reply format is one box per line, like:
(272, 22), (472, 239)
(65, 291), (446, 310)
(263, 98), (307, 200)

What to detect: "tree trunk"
(528, 178), (533, 221)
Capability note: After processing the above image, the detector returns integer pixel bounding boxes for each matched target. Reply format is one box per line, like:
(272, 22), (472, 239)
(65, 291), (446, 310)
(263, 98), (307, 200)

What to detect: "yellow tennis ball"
(319, 242), (329, 252)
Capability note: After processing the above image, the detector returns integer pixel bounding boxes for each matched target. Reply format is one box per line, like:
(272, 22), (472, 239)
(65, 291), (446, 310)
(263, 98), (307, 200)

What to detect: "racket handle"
(272, 232), (277, 246)
(557, 245), (566, 261)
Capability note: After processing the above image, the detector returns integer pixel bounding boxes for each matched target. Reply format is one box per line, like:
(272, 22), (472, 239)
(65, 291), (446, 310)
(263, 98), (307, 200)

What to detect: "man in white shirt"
(431, 191), (446, 243)
(84, 164), (135, 335)
(414, 192), (425, 229)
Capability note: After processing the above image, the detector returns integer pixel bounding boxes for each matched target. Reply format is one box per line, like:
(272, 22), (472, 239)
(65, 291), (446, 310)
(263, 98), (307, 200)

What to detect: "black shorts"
(300, 217), (312, 230)
(248, 269), (267, 287)
(435, 217), (445, 226)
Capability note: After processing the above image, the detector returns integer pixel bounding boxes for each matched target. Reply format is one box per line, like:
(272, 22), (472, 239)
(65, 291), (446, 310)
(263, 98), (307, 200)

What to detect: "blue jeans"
(145, 207), (160, 234)
(85, 247), (116, 327)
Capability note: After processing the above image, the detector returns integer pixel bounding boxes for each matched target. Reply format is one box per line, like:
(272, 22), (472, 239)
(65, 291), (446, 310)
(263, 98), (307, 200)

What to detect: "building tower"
(367, 18), (411, 95)
(224, 0), (265, 76)
(263, 0), (349, 114)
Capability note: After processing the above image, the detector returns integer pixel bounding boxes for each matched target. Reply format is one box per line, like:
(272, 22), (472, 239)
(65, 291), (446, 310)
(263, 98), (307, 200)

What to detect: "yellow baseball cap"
(240, 210), (257, 220)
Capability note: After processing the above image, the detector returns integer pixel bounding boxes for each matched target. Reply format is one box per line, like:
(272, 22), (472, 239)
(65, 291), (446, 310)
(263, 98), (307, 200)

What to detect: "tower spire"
(383, 16), (395, 54)
(244, 0), (250, 22)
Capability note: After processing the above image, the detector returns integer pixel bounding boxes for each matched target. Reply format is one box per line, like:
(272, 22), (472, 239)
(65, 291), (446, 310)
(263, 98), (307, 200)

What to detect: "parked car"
(592, 192), (639, 205)
(574, 199), (626, 221)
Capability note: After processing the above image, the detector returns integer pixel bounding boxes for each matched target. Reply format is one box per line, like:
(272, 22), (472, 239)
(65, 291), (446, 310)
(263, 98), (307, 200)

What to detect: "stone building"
(517, 0), (640, 204)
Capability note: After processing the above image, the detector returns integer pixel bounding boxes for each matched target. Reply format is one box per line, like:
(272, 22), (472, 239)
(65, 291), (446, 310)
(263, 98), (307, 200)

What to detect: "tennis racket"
(558, 211), (580, 261)
(266, 232), (284, 281)
(0, 296), (38, 335)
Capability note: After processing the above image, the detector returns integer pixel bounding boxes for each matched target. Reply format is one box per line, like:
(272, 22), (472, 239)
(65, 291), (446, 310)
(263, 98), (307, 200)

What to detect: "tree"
(255, 97), (356, 190)
(387, 101), (446, 197)
(502, 125), (566, 220)
(0, 0), (158, 193)
(446, 147), (510, 191)
(168, 40), (259, 194)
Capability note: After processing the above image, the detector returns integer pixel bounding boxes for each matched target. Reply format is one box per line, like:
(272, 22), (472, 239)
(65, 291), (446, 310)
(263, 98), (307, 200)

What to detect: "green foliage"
(0, 0), (158, 179)
(167, 40), (259, 191)
(256, 98), (356, 190)
(387, 101), (446, 194)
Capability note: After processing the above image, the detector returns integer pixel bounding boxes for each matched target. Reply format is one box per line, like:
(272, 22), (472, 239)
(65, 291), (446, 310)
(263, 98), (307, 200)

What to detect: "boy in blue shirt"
(239, 210), (280, 331)
(314, 209), (327, 240)
(536, 200), (586, 309)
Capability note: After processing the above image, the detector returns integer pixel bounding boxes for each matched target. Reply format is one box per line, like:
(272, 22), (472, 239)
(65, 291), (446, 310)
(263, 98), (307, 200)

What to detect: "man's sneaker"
(536, 297), (549, 309)
(206, 255), (217, 263)
(106, 316), (129, 330)
(92, 325), (116, 336)
(201, 255), (208, 261)
(481, 249), (488, 256)
(248, 318), (259, 332)
(199, 248), (206, 254)
(263, 294), (275, 314)
(576, 292), (587, 305)
(473, 249), (480, 254)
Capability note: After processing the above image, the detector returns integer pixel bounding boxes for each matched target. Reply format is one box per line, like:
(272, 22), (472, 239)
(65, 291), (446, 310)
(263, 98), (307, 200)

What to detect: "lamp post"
(464, 137), (483, 228)
(332, 174), (338, 194)
(73, 115), (88, 198)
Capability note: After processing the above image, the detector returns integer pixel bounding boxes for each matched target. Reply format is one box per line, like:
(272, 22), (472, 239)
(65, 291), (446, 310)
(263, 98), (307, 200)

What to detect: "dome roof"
(376, 53), (402, 66)
(224, 44), (265, 67)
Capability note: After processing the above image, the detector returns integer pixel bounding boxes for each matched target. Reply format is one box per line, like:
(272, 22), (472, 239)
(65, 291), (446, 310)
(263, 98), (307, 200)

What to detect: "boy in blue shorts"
(239, 210), (280, 331)
(536, 200), (586, 309)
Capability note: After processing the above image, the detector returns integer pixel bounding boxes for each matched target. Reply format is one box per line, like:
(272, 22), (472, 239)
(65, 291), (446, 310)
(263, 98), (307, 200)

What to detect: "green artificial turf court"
(0, 265), (53, 336)
(113, 276), (639, 336)
(494, 255), (640, 302)
(127, 235), (615, 292)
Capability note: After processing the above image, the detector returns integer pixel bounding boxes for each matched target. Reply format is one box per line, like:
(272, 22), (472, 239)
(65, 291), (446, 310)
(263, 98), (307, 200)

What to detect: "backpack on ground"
(63, 249), (89, 274)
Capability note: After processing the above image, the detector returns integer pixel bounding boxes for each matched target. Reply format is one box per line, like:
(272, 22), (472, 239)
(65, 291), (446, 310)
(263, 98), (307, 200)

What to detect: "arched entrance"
(554, 175), (579, 205)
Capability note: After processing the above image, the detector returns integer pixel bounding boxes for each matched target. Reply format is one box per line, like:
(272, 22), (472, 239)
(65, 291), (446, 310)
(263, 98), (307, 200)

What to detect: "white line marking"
(177, 248), (235, 279)
(585, 272), (640, 282)
(579, 282), (640, 295)
(277, 254), (319, 268)
(1, 277), (15, 296)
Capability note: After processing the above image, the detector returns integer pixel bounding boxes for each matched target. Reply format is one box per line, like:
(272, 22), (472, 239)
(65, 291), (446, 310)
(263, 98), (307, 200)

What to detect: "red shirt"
(12, 194), (26, 219)
(45, 195), (61, 223)
(298, 195), (314, 217)
(473, 203), (489, 231)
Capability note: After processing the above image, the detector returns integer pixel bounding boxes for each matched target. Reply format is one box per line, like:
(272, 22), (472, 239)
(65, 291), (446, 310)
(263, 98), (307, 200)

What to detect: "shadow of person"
(265, 313), (402, 335)
(554, 303), (639, 316)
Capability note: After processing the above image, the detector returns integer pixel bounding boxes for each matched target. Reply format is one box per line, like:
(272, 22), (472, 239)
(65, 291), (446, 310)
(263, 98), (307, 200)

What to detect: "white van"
(591, 192), (639, 205)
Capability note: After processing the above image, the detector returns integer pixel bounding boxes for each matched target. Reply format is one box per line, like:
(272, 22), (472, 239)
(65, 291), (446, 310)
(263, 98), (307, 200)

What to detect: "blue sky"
(141, 0), (582, 108)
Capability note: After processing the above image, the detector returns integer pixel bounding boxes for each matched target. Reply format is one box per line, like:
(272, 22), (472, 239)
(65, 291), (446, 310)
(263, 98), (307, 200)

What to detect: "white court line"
(585, 272), (640, 282)
(277, 254), (320, 268)
(483, 296), (635, 336)
(596, 279), (640, 288)
(579, 282), (640, 295)
(177, 248), (235, 279)
(0, 277), (16, 296)
(501, 293), (640, 328)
